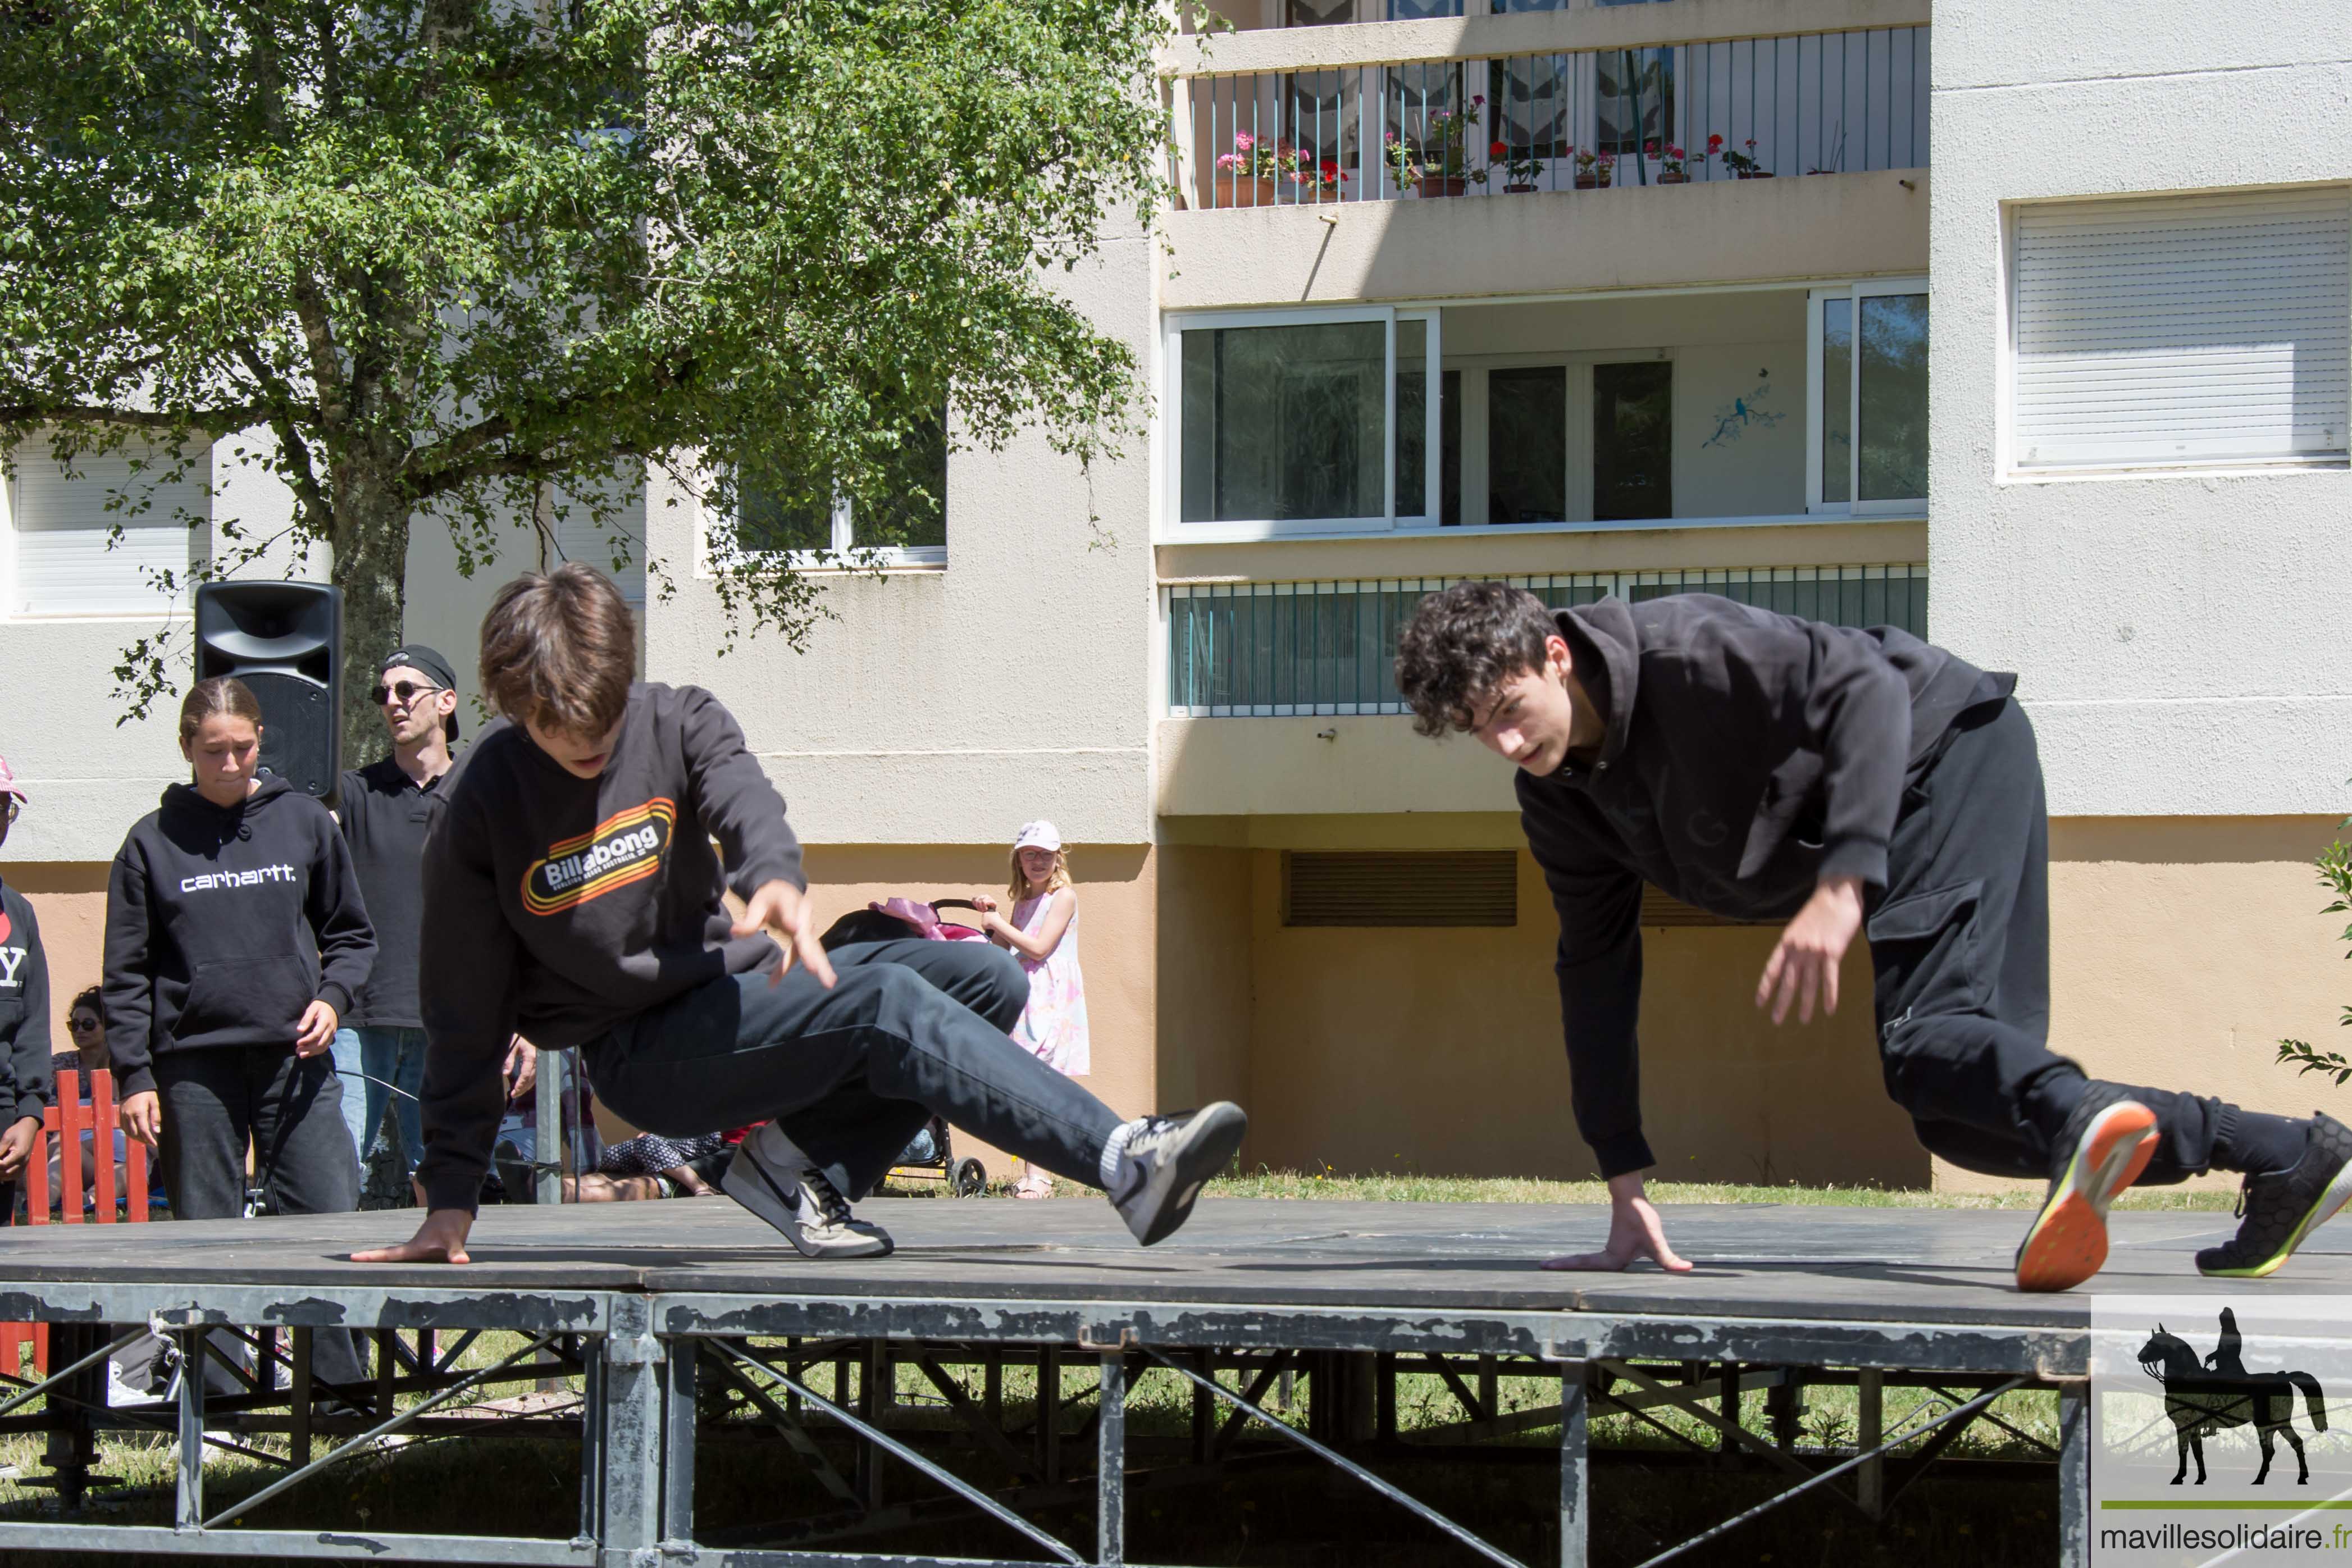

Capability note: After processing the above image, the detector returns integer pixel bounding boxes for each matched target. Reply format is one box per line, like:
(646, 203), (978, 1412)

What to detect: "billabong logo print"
(522, 799), (676, 915)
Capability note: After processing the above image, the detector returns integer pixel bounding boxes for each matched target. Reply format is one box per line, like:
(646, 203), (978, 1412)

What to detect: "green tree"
(2277, 812), (2352, 1086)
(0, 0), (1164, 765)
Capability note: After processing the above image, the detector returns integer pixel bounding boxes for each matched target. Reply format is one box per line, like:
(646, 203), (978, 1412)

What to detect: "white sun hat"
(1012, 820), (1063, 853)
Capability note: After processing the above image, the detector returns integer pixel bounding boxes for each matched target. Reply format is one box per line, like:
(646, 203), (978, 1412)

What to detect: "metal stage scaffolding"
(0, 1195), (2288, 1566)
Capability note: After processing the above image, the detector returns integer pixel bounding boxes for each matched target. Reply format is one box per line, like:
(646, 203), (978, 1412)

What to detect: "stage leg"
(858, 1338), (888, 1507)
(290, 1327), (313, 1468)
(1096, 1351), (1125, 1566)
(2058, 1380), (2089, 1568)
(1558, 1360), (1588, 1568)
(1856, 1368), (1885, 1519)
(663, 1338), (698, 1546)
(599, 1300), (666, 1554)
(535, 1049), (566, 1206)
(1037, 1344), (1063, 1485)
(175, 1331), (206, 1528)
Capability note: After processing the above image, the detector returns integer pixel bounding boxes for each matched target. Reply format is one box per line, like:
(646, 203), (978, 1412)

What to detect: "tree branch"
(0, 404), (270, 431)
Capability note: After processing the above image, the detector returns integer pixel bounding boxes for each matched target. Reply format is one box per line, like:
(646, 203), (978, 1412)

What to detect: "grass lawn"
(0, 1171), (2188, 1565)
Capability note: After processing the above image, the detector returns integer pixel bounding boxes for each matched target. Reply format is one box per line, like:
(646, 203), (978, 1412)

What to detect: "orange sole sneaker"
(2014, 1100), (2159, 1293)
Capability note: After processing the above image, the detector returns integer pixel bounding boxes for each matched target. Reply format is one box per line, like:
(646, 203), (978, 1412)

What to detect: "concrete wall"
(644, 225), (1161, 849)
(1927, 1), (2352, 818)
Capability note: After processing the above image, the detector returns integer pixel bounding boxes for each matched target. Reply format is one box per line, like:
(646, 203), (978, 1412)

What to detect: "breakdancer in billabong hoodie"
(357, 564), (1244, 1267)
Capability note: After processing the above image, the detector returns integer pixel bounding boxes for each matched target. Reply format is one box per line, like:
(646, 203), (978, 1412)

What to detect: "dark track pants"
(1868, 696), (2228, 1183)
(582, 938), (1122, 1202)
(154, 1043), (368, 1387)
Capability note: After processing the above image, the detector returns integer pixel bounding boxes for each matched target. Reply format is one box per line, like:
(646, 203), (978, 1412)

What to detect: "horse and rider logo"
(2136, 1309), (2330, 1485)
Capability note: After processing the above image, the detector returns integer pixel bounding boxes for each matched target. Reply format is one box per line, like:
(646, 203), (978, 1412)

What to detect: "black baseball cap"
(379, 645), (461, 741)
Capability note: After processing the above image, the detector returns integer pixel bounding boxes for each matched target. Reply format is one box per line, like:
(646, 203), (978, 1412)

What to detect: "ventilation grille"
(1283, 851), (1516, 928)
(1640, 885), (1763, 928)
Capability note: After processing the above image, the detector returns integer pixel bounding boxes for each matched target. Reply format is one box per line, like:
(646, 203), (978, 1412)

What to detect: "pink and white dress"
(1008, 893), (1090, 1077)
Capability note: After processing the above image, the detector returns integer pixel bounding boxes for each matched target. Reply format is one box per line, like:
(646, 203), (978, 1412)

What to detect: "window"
(1809, 280), (1927, 512)
(7, 435), (209, 617)
(1594, 48), (1672, 158)
(736, 412), (948, 566)
(2009, 189), (2350, 471)
(1593, 360), (1672, 521)
(1489, 366), (1567, 523)
(1172, 309), (1439, 534)
(550, 470), (647, 607)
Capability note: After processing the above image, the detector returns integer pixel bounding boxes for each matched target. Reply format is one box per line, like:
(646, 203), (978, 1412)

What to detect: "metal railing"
(1178, 25), (1926, 208)
(1166, 563), (1927, 715)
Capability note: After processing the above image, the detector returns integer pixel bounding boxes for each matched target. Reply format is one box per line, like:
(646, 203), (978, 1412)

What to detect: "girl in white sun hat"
(972, 821), (1090, 1198)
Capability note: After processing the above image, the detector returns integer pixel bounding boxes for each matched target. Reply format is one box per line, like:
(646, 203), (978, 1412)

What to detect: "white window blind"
(2012, 188), (2351, 470)
(551, 473), (646, 607)
(9, 438), (209, 616)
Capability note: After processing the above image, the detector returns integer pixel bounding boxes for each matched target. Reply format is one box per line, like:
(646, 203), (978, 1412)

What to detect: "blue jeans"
(330, 1025), (428, 1179)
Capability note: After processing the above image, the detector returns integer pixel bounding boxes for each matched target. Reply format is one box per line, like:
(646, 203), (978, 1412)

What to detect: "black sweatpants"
(582, 937), (1122, 1202)
(1868, 696), (2227, 1183)
(155, 1045), (368, 1386)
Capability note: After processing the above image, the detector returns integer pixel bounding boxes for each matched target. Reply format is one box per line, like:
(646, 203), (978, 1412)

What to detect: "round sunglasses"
(372, 680), (445, 708)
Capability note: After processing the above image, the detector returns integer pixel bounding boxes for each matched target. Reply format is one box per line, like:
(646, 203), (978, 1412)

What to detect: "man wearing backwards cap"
(0, 756), (52, 1222)
(331, 648), (532, 1188)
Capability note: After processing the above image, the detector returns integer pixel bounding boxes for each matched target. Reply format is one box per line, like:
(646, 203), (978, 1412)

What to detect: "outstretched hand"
(1756, 876), (1863, 1025)
(352, 1207), (475, 1266)
(735, 879), (837, 990)
(1540, 1173), (1694, 1273)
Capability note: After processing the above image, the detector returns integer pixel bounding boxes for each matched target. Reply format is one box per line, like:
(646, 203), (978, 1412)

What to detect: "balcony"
(1166, 562), (1926, 715)
(1167, 1), (1928, 212)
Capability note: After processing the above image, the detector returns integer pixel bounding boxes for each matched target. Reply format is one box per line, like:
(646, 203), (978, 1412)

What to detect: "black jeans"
(582, 938), (1123, 1202)
(1868, 697), (2225, 1183)
(154, 1045), (368, 1387)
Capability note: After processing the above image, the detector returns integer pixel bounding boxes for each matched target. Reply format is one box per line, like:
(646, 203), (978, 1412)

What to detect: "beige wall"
(6, 863), (107, 1051)
(1154, 845), (1254, 1116)
(1161, 171), (1927, 312)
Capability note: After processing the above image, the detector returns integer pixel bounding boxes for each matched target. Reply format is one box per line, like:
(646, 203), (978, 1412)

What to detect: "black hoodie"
(1516, 595), (2007, 1179)
(0, 878), (52, 1128)
(102, 775), (378, 1098)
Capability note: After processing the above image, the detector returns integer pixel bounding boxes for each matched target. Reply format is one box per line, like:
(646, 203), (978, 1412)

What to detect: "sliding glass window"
(1809, 280), (1927, 514)
(1172, 309), (1441, 535)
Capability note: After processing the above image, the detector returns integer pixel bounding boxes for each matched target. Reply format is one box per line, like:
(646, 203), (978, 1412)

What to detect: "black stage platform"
(0, 1197), (2317, 1566)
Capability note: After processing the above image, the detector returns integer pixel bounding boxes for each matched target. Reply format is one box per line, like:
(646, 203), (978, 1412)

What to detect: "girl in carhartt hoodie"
(103, 678), (376, 1301)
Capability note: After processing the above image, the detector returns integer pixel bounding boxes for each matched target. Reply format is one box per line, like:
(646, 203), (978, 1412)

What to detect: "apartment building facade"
(3, 0), (2346, 1190)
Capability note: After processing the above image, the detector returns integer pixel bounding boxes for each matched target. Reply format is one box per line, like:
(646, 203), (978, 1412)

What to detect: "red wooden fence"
(0, 1069), (153, 1376)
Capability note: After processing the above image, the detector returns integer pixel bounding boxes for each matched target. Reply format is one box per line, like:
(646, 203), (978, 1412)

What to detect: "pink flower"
(1233, 131), (1255, 152)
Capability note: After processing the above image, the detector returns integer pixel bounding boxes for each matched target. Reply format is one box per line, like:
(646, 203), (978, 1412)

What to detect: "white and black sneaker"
(1107, 1103), (1247, 1247)
(722, 1123), (894, 1259)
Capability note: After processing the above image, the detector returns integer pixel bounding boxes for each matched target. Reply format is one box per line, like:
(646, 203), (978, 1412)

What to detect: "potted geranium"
(1492, 139), (1545, 194)
(1649, 140), (1692, 184)
(1572, 145), (1613, 190)
(1214, 130), (1302, 208)
(1297, 157), (1348, 203)
(1721, 135), (1772, 179)
(1386, 95), (1488, 198)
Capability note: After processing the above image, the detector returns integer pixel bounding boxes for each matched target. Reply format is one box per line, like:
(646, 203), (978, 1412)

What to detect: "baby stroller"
(817, 896), (993, 1197)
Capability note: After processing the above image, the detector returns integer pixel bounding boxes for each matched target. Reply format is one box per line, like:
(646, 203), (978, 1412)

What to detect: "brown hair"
(1394, 581), (1561, 739)
(477, 564), (636, 737)
(178, 676), (265, 747)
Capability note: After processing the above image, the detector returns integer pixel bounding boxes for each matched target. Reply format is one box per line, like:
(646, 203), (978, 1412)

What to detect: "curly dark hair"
(1394, 581), (1560, 738)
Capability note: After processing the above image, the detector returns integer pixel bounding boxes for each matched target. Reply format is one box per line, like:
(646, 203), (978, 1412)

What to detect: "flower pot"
(1211, 174), (1282, 209)
(1503, 181), (1538, 194)
(1417, 175), (1469, 198)
(1572, 173), (1610, 190)
(1656, 171), (1688, 185)
(1735, 169), (1775, 180)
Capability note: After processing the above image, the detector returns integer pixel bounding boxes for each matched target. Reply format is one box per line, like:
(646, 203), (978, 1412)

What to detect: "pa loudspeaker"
(192, 581), (343, 797)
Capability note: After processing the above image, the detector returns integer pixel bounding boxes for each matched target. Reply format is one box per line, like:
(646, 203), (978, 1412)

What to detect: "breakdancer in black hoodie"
(357, 564), (1245, 1268)
(105, 676), (376, 1382)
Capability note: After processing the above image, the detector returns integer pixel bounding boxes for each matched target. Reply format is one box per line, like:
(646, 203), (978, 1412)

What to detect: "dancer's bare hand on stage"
(736, 879), (838, 990)
(120, 1090), (162, 1150)
(1541, 1174), (1693, 1273)
(1757, 876), (1863, 1025)
(353, 1208), (474, 1266)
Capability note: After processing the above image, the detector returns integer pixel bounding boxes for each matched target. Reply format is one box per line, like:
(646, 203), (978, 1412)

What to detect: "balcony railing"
(1175, 25), (1926, 209)
(1166, 564), (1926, 715)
